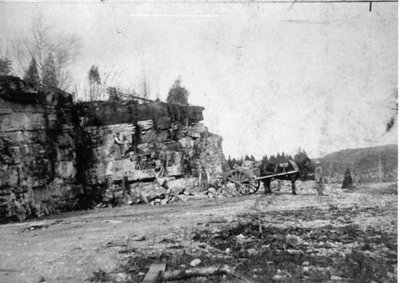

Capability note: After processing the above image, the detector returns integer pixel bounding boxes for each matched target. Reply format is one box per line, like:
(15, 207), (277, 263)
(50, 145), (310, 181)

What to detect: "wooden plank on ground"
(142, 263), (166, 283)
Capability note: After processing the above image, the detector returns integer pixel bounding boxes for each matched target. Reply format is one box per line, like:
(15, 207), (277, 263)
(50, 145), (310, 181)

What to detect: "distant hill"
(318, 144), (398, 183)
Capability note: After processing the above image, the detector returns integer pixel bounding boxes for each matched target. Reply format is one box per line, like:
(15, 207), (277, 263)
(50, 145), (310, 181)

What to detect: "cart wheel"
(227, 171), (260, 195)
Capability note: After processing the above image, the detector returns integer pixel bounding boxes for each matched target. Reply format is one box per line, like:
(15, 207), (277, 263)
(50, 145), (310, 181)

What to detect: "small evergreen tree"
(88, 65), (101, 101)
(0, 57), (12, 76)
(227, 155), (232, 169)
(24, 57), (40, 89)
(166, 78), (189, 105)
(107, 87), (119, 102)
(269, 155), (277, 164)
(42, 53), (58, 91)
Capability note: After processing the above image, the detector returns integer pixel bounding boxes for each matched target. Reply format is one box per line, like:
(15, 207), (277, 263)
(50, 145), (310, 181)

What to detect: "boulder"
(190, 259), (201, 267)
(130, 182), (166, 203)
(166, 179), (186, 195)
(166, 177), (198, 195)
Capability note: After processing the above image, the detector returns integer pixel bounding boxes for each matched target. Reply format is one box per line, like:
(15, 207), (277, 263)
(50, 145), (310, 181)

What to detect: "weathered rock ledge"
(0, 76), (227, 221)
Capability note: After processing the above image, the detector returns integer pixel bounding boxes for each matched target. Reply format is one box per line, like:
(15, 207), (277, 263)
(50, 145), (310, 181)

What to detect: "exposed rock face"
(75, 100), (227, 205)
(0, 76), (82, 221)
(0, 76), (227, 221)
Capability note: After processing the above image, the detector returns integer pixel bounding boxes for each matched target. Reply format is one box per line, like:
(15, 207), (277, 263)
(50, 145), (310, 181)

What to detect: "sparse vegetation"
(87, 183), (397, 283)
(166, 77), (189, 105)
(10, 15), (83, 91)
(0, 57), (12, 76)
(88, 65), (101, 101)
(320, 145), (398, 183)
(23, 57), (40, 88)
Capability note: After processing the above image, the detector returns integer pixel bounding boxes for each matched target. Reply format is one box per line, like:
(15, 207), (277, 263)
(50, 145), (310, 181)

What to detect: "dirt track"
(0, 182), (397, 283)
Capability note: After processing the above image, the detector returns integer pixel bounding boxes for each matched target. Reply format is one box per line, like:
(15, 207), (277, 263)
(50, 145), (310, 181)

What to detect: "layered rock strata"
(0, 76), (82, 221)
(0, 76), (227, 221)
(75, 100), (227, 205)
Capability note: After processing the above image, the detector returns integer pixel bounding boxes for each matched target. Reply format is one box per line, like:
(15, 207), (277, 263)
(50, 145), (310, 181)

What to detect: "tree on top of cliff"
(166, 78), (189, 105)
(10, 15), (83, 91)
(24, 57), (40, 89)
(140, 71), (151, 100)
(88, 65), (101, 101)
(42, 53), (58, 91)
(0, 57), (12, 76)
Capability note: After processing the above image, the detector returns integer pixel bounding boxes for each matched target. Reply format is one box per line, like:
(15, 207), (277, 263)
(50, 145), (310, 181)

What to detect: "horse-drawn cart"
(223, 160), (300, 195)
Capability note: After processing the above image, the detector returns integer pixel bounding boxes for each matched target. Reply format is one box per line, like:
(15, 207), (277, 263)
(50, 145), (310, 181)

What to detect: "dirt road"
(0, 192), (262, 282)
(0, 182), (397, 283)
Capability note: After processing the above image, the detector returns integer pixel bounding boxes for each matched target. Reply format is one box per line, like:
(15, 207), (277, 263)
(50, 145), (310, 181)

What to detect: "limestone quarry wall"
(0, 76), (227, 221)
(0, 76), (82, 221)
(75, 100), (227, 205)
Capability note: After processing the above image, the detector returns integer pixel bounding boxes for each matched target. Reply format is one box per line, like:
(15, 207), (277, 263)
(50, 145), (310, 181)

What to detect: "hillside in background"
(318, 144), (398, 183)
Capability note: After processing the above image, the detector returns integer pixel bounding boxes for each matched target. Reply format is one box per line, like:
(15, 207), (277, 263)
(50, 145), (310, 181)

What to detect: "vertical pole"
(378, 150), (382, 183)
(369, 1), (372, 12)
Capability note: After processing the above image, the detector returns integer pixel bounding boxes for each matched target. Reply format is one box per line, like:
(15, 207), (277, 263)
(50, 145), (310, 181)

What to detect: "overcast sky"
(0, 1), (397, 159)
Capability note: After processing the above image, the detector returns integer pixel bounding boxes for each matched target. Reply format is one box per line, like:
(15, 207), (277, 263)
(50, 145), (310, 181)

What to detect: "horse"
(262, 161), (299, 195)
(261, 153), (315, 195)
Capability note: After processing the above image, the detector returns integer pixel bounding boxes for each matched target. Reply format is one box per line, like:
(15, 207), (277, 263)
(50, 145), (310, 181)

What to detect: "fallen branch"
(118, 248), (137, 254)
(163, 264), (252, 282)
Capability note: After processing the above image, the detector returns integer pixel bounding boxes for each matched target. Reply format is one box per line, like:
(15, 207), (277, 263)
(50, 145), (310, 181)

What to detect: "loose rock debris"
(89, 204), (397, 283)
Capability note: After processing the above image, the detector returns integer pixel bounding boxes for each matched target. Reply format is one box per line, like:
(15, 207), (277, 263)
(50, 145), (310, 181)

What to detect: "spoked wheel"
(227, 171), (260, 195)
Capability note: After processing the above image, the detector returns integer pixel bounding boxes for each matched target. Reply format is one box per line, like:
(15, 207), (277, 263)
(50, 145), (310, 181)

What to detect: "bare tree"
(52, 33), (83, 90)
(11, 16), (51, 77)
(78, 66), (130, 101)
(42, 53), (58, 91)
(140, 71), (151, 100)
(10, 15), (83, 91)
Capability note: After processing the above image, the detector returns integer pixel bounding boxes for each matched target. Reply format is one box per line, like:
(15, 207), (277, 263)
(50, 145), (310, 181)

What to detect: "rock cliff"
(0, 76), (82, 221)
(0, 76), (227, 221)
(75, 100), (227, 206)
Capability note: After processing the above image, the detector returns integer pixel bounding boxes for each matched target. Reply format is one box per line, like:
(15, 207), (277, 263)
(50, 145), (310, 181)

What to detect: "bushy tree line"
(1, 15), (82, 94)
(261, 152), (293, 164)
(227, 153), (293, 170)
(4, 15), (192, 103)
(23, 53), (59, 91)
(227, 155), (256, 169)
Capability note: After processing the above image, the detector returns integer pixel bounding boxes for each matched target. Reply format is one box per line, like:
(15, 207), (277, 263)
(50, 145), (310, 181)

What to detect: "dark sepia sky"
(0, 1), (397, 158)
